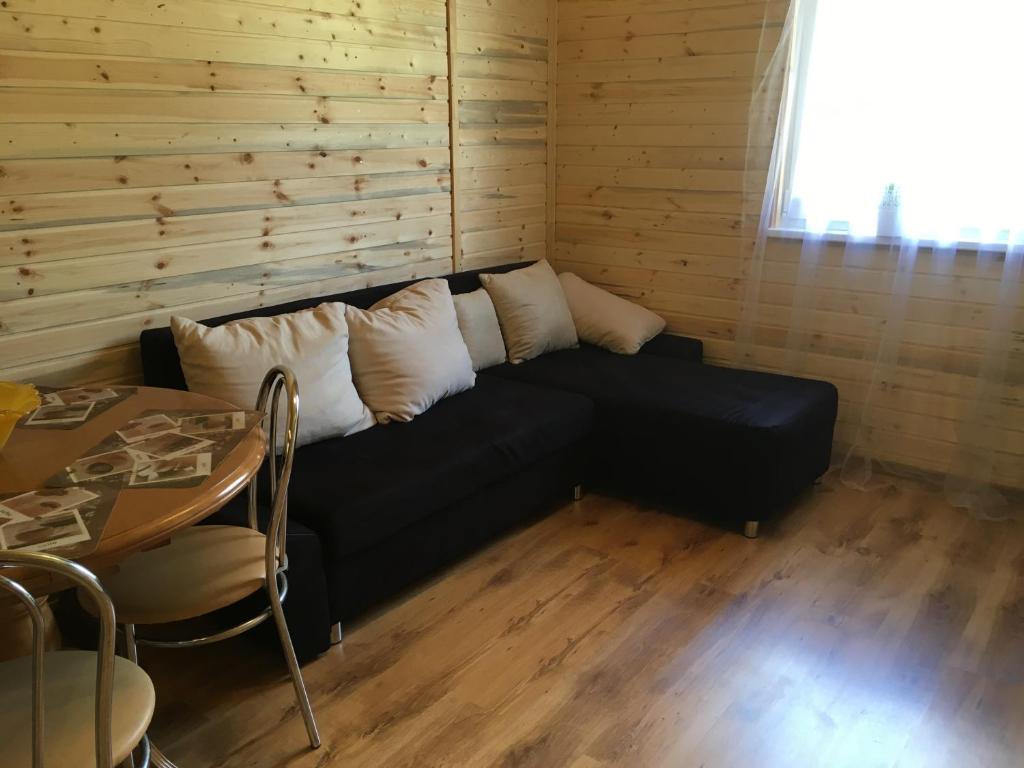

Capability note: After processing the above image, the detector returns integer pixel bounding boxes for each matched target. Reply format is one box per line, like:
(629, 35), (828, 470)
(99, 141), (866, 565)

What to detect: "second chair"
(87, 366), (320, 757)
(1, 550), (155, 768)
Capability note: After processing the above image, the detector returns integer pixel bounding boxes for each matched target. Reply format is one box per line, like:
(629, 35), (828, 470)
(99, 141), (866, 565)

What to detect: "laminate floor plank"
(141, 471), (1024, 767)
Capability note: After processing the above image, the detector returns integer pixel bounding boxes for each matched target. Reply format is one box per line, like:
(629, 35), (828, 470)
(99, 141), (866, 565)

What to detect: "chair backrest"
(248, 366), (299, 576)
(0, 551), (118, 768)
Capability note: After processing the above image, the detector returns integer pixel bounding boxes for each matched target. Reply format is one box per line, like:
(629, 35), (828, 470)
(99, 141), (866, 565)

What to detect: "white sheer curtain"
(738, 0), (1024, 517)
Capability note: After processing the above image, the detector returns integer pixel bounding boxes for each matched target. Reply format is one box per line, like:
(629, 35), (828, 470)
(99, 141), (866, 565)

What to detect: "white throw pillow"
(453, 289), (507, 371)
(170, 304), (375, 448)
(558, 272), (666, 354)
(479, 260), (578, 364)
(345, 279), (475, 423)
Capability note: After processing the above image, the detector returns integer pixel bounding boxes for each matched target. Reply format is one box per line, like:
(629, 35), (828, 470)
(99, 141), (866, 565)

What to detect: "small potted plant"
(0, 381), (40, 452)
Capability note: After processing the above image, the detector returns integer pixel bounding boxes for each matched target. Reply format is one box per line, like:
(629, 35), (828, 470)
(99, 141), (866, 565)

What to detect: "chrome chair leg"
(136, 734), (152, 768)
(150, 743), (179, 768)
(268, 581), (321, 748)
(118, 624), (140, 768)
(124, 635), (177, 768)
(123, 623), (139, 664)
(330, 622), (343, 645)
(121, 734), (151, 768)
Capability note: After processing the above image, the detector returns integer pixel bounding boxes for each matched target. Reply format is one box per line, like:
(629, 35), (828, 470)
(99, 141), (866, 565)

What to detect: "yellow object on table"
(0, 381), (40, 452)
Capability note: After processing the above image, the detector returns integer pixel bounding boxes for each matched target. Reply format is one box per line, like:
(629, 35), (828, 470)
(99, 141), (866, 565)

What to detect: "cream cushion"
(479, 260), (578, 364)
(558, 272), (666, 354)
(170, 304), (374, 448)
(88, 525), (268, 625)
(453, 289), (507, 371)
(346, 279), (475, 423)
(0, 651), (154, 767)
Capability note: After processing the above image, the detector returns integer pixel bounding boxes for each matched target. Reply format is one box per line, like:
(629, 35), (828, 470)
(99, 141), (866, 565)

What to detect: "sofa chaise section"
(486, 344), (838, 530)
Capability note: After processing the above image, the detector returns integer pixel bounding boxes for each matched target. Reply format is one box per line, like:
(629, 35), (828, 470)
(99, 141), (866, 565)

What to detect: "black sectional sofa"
(140, 262), (838, 661)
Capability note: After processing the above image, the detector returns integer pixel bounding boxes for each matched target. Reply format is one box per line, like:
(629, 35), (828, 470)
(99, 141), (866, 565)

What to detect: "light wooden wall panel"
(1, 0), (552, 387)
(1, 0), (553, 386)
(553, 0), (1024, 488)
(450, 0), (552, 271)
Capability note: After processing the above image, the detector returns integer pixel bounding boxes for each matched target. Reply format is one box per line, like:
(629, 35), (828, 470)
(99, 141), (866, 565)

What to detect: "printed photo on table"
(178, 412), (246, 434)
(129, 453), (213, 487)
(25, 402), (95, 425)
(0, 486), (99, 519)
(67, 448), (149, 483)
(132, 431), (213, 459)
(55, 387), (120, 405)
(116, 413), (178, 443)
(0, 508), (91, 553)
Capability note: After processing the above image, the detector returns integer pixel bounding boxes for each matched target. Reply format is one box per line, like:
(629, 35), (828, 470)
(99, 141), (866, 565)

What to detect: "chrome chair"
(90, 366), (320, 752)
(0, 551), (155, 768)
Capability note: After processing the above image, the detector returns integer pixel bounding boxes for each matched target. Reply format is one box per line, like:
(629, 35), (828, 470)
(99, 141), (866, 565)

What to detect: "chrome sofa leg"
(743, 521), (760, 539)
(572, 484), (584, 501)
(330, 622), (343, 646)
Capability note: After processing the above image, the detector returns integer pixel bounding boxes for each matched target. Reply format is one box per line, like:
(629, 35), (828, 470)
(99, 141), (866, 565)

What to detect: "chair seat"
(0, 650), (154, 767)
(95, 525), (269, 626)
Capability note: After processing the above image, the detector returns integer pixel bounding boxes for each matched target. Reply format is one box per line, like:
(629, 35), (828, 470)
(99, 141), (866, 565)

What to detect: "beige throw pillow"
(346, 279), (475, 423)
(479, 260), (578, 364)
(558, 272), (666, 354)
(170, 304), (375, 448)
(453, 289), (507, 371)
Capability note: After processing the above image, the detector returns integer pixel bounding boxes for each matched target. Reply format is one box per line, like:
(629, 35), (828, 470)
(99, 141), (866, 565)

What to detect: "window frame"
(766, 1), (1017, 251)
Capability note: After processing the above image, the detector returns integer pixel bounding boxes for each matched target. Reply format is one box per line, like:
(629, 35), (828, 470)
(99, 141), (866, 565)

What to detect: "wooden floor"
(144, 473), (1024, 767)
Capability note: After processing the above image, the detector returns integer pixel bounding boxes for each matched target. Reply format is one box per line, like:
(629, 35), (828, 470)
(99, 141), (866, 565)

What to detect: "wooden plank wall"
(553, 0), (1024, 488)
(4, 0), (1015, 487)
(0, 0), (453, 386)
(0, 0), (552, 386)
(453, 0), (550, 270)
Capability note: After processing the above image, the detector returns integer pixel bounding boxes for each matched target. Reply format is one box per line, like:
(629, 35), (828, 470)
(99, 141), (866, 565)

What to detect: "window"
(775, 0), (1024, 244)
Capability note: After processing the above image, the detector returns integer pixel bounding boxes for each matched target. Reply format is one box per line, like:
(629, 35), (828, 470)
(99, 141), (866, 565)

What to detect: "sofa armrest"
(638, 333), (704, 363)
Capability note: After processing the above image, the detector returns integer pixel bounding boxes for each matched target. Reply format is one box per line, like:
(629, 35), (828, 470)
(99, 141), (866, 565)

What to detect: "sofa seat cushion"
(487, 347), (837, 519)
(286, 375), (593, 559)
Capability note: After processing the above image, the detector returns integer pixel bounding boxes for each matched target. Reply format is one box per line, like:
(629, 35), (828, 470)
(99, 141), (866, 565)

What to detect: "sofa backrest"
(139, 261), (532, 390)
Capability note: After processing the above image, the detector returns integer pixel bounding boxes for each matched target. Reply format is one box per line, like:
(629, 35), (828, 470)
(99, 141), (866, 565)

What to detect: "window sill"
(767, 227), (1014, 254)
